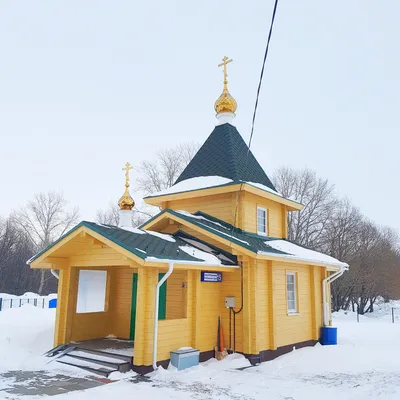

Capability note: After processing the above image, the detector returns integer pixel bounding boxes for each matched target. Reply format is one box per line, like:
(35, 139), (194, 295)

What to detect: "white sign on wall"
(76, 270), (107, 314)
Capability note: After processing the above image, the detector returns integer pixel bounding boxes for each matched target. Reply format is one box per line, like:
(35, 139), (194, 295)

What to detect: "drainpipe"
(153, 262), (174, 370)
(322, 265), (346, 326)
(51, 269), (59, 280)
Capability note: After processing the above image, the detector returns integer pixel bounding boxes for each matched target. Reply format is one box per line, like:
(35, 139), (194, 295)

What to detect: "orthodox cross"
(122, 162), (133, 187)
(218, 56), (233, 84)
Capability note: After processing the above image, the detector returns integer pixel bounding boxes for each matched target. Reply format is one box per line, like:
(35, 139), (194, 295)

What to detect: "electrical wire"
(232, 0), (280, 231)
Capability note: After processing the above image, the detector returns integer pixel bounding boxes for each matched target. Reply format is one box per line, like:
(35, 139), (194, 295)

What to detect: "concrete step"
(75, 347), (133, 363)
(67, 350), (131, 372)
(57, 356), (116, 378)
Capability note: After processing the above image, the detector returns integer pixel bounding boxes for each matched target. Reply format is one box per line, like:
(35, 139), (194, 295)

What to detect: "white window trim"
(257, 206), (268, 236)
(286, 272), (298, 314)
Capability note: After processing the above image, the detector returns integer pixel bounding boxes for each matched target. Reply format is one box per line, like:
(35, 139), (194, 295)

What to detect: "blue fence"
(0, 297), (56, 311)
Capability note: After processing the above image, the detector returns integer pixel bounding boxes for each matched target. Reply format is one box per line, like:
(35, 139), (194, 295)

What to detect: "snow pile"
(0, 304), (56, 371)
(260, 240), (348, 269)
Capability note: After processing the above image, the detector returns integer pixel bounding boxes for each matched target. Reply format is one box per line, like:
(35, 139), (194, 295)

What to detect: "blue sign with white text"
(201, 271), (222, 282)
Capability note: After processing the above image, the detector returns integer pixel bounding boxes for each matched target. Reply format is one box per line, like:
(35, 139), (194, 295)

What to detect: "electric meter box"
(225, 296), (236, 308)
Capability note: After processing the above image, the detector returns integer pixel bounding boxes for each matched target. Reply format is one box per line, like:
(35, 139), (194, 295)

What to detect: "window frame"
(257, 206), (268, 236)
(76, 269), (109, 314)
(286, 271), (298, 314)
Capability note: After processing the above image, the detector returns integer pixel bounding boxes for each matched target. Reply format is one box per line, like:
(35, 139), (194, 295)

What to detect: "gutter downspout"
(153, 262), (174, 370)
(51, 269), (59, 280)
(322, 266), (346, 326)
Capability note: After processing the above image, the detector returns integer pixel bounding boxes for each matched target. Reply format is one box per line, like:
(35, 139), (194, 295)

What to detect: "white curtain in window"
(76, 270), (107, 313)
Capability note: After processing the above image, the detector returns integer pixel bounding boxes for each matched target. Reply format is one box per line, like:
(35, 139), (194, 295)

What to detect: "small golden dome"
(214, 88), (238, 114)
(118, 188), (135, 210)
(118, 162), (135, 211)
(215, 56), (237, 115)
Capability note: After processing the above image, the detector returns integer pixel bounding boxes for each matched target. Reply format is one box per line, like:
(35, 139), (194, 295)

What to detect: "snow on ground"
(2, 301), (400, 399)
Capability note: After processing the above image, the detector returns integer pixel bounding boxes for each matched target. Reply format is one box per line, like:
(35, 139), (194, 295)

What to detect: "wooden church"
(29, 57), (348, 375)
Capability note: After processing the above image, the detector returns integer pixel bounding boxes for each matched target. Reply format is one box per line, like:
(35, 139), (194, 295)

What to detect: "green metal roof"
(142, 209), (288, 256)
(174, 123), (277, 191)
(28, 220), (238, 266)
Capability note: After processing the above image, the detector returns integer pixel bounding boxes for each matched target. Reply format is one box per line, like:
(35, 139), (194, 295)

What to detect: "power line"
(232, 0), (280, 232)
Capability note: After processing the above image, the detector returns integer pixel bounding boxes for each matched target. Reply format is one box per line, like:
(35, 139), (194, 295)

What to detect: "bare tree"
(272, 167), (337, 249)
(0, 217), (38, 295)
(95, 202), (153, 228)
(12, 191), (79, 294)
(137, 142), (200, 195)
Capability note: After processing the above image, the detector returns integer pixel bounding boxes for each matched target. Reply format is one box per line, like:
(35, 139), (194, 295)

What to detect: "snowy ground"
(1, 300), (400, 399)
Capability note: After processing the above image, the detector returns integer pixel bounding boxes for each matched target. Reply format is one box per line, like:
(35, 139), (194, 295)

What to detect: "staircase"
(45, 344), (133, 377)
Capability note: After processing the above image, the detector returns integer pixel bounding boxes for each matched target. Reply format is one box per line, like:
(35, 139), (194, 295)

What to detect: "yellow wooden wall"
(239, 192), (285, 237)
(134, 268), (195, 365)
(163, 190), (287, 238)
(219, 268), (243, 353)
(54, 265), (136, 345)
(271, 262), (313, 347)
(164, 193), (235, 225)
(166, 270), (187, 320)
(110, 267), (134, 339)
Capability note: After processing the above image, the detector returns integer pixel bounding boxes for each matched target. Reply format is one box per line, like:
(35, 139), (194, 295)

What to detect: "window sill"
(287, 312), (300, 316)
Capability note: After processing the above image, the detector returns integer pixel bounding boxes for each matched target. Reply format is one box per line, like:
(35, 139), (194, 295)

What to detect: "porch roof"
(27, 220), (238, 267)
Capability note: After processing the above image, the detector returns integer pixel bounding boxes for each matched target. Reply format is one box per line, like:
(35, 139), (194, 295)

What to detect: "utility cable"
(232, 0), (280, 232)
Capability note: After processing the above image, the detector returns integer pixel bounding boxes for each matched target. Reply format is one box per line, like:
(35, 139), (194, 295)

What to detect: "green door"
(129, 273), (138, 340)
(158, 273), (167, 320)
(130, 273), (167, 340)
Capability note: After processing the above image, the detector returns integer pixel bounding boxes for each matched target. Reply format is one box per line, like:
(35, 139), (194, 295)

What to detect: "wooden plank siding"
(240, 192), (285, 237)
(272, 262), (313, 347)
(164, 193), (235, 225)
(166, 270), (187, 320)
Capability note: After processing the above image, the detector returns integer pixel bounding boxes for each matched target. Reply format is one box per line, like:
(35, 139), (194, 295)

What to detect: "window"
(76, 270), (108, 313)
(286, 272), (298, 314)
(257, 207), (268, 235)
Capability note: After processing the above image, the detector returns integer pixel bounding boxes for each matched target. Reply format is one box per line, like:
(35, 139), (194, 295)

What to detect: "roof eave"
(144, 182), (303, 210)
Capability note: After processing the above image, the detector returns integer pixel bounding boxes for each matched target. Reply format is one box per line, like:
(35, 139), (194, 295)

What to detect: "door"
(129, 273), (138, 340)
(158, 273), (167, 320)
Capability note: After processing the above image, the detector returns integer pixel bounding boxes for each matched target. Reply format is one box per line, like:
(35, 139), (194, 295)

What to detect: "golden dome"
(215, 56), (237, 115)
(214, 88), (238, 114)
(118, 188), (135, 210)
(118, 162), (135, 210)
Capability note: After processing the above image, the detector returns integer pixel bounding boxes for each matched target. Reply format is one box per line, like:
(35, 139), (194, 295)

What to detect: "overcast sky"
(0, 1), (398, 231)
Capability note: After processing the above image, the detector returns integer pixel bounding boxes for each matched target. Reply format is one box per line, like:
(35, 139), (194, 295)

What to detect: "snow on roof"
(175, 210), (249, 245)
(179, 245), (222, 265)
(150, 176), (232, 197)
(119, 226), (145, 235)
(147, 175), (301, 206)
(175, 210), (228, 229)
(260, 240), (349, 269)
(144, 230), (176, 242)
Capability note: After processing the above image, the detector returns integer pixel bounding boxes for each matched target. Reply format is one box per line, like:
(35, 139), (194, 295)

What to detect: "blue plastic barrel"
(320, 326), (337, 345)
(49, 298), (57, 309)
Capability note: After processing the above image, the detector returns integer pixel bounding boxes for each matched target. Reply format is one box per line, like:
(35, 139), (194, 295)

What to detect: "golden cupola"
(214, 56), (237, 115)
(118, 162), (135, 211)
